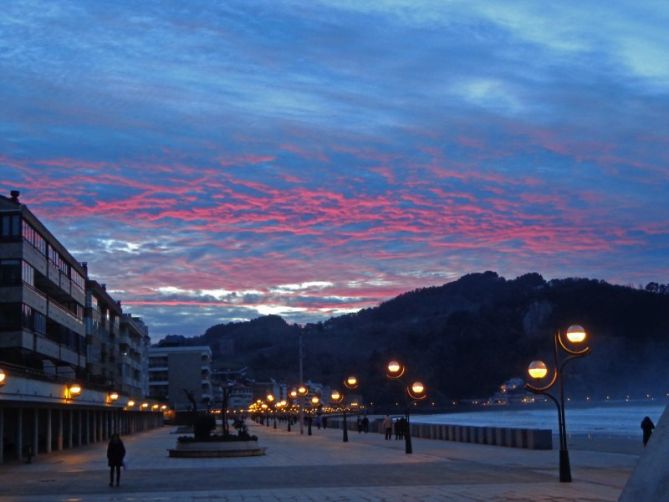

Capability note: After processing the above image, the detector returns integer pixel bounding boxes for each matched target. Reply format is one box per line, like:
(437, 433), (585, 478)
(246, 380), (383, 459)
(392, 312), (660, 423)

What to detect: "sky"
(2, 1), (669, 339)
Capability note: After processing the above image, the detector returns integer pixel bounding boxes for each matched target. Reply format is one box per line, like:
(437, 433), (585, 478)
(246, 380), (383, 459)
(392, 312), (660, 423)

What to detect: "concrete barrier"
(412, 422), (550, 450)
(323, 416), (551, 449)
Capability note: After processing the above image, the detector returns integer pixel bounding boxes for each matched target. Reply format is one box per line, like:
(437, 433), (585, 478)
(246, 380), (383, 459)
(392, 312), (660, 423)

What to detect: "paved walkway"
(0, 421), (639, 501)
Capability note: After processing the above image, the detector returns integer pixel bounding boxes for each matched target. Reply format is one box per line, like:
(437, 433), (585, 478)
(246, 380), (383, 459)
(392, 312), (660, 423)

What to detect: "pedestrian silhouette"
(641, 416), (655, 447)
(382, 415), (392, 440)
(107, 433), (126, 487)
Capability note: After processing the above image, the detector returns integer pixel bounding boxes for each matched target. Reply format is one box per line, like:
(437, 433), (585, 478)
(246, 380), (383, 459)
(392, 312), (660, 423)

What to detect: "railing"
(48, 298), (83, 325)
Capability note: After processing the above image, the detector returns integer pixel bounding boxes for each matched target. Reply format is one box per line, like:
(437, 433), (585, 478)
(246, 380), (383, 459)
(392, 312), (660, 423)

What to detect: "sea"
(412, 402), (667, 436)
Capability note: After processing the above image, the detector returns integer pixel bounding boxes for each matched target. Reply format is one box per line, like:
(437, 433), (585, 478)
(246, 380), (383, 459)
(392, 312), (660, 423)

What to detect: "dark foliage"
(192, 413), (216, 440)
(157, 272), (669, 404)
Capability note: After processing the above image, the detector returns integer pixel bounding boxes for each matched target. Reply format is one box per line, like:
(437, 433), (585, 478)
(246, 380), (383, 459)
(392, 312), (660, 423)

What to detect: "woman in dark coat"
(107, 433), (126, 487)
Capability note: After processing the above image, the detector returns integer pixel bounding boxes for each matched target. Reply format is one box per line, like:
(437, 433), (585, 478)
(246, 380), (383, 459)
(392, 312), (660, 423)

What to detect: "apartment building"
(85, 280), (122, 386)
(148, 346), (213, 411)
(0, 191), (162, 464)
(0, 191), (87, 377)
(119, 314), (150, 398)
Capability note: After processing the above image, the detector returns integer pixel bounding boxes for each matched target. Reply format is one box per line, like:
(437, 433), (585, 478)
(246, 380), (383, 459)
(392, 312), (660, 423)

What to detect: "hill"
(157, 272), (669, 405)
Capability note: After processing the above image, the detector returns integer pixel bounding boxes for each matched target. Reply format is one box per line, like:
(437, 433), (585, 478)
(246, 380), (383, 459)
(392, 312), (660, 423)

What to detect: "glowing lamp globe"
(127, 400), (135, 407)
(566, 325), (587, 344)
(386, 360), (405, 378)
(290, 390), (297, 398)
(267, 394), (275, 402)
(109, 392), (119, 401)
(0, 368), (6, 386)
(311, 396), (320, 405)
(298, 385), (308, 396)
(345, 376), (358, 389)
(528, 360), (548, 380)
(331, 390), (342, 402)
(408, 381), (427, 400)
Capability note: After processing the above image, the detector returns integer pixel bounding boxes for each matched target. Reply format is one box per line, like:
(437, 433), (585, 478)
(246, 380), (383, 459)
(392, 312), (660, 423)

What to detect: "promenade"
(0, 421), (639, 501)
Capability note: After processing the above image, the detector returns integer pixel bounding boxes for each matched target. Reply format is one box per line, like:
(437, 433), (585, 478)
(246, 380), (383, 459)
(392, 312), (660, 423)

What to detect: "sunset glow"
(1, 2), (668, 339)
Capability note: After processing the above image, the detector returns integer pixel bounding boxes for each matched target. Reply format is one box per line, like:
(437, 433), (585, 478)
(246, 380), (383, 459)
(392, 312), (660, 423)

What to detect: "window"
(22, 261), (34, 286)
(21, 220), (46, 254)
(0, 259), (21, 286)
(71, 270), (85, 291)
(0, 303), (21, 330)
(21, 304), (32, 328)
(33, 310), (46, 335)
(1, 214), (21, 239)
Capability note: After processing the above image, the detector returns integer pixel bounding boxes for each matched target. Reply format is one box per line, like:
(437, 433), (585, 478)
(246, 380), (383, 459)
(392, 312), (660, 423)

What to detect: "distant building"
(85, 280), (123, 386)
(148, 346), (213, 411)
(119, 314), (150, 398)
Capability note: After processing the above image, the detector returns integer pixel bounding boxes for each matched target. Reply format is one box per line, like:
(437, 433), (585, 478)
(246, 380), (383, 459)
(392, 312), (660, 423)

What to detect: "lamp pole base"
(559, 449), (572, 482)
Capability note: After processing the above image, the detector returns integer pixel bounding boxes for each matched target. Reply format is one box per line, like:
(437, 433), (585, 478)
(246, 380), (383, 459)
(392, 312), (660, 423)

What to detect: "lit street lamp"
(287, 389), (298, 432)
(386, 360), (427, 454)
(267, 393), (277, 429)
(525, 324), (591, 482)
(330, 375), (360, 443)
(297, 385), (308, 435)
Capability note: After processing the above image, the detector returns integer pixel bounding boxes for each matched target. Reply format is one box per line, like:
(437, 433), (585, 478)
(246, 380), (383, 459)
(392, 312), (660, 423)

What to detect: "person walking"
(383, 415), (392, 440)
(641, 416), (655, 447)
(107, 433), (126, 487)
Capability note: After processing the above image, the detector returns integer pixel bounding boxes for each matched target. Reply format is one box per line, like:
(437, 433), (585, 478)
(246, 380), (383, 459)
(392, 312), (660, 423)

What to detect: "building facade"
(148, 346), (213, 411)
(85, 280), (122, 387)
(0, 191), (161, 464)
(0, 191), (87, 377)
(119, 314), (150, 399)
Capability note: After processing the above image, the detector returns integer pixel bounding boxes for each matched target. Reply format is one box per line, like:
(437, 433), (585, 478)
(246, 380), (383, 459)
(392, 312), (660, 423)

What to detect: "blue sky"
(2, 1), (668, 338)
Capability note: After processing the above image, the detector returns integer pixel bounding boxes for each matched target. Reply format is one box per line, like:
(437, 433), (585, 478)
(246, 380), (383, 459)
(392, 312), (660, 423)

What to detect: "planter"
(168, 440), (266, 458)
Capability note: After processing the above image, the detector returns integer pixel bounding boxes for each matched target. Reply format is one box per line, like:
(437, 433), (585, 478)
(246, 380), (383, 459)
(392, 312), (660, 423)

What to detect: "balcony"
(47, 299), (84, 334)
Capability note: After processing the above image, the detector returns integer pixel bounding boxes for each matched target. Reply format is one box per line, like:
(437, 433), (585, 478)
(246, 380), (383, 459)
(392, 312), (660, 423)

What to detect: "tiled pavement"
(0, 421), (639, 501)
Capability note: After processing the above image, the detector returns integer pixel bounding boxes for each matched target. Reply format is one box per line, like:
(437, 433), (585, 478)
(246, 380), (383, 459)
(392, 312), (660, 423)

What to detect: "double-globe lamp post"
(386, 360), (427, 454)
(525, 324), (591, 483)
(330, 375), (359, 443)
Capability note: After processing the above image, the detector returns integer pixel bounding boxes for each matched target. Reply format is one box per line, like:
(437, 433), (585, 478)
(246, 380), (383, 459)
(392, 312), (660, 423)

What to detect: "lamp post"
(330, 390), (347, 442)
(297, 384), (308, 435)
(266, 393), (277, 429)
(261, 402), (269, 426)
(386, 360), (427, 454)
(308, 395), (320, 435)
(525, 324), (591, 483)
(330, 375), (359, 443)
(0, 367), (7, 387)
(288, 389), (298, 431)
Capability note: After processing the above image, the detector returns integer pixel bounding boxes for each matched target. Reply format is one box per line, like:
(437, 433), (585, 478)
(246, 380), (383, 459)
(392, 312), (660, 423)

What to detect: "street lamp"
(330, 389), (349, 442)
(0, 368), (7, 387)
(297, 385), (308, 435)
(267, 393), (278, 429)
(287, 389), (298, 431)
(385, 360), (427, 454)
(525, 324), (591, 482)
